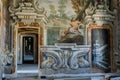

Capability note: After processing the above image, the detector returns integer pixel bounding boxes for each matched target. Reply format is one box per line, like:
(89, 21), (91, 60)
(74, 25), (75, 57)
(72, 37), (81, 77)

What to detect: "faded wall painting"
(38, 0), (84, 45)
(91, 29), (110, 72)
(47, 27), (60, 45)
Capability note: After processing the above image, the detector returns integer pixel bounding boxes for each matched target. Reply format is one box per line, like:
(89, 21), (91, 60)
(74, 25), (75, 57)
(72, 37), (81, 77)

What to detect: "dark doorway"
(22, 36), (34, 64)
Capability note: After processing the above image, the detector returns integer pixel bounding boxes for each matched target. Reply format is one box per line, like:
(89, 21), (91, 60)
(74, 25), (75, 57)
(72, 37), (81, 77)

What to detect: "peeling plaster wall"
(0, 1), (6, 48)
(0, 0), (11, 75)
(0, 0), (11, 49)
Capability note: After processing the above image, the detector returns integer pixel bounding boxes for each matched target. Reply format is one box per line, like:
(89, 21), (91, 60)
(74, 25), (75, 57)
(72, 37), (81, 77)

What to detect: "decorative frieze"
(9, 0), (47, 25)
(92, 5), (115, 26)
(85, 2), (115, 27)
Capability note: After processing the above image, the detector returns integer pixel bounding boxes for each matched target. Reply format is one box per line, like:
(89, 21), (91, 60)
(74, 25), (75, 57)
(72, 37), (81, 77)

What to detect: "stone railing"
(40, 43), (91, 75)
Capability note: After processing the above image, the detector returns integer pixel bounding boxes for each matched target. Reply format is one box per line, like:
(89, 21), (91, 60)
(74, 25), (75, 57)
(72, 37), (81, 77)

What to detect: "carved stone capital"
(9, 0), (48, 26)
(92, 4), (115, 26)
(0, 49), (13, 66)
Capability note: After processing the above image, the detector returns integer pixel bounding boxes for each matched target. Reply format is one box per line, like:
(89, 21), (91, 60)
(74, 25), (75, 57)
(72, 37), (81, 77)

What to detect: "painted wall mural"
(37, 0), (85, 45)
(38, 0), (114, 73)
(91, 29), (110, 72)
(47, 27), (60, 45)
(58, 20), (84, 45)
(6, 0), (116, 75)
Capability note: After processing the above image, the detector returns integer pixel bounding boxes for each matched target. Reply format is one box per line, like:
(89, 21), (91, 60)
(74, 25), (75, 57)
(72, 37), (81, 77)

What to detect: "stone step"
(9, 77), (40, 80)
(3, 77), (99, 80)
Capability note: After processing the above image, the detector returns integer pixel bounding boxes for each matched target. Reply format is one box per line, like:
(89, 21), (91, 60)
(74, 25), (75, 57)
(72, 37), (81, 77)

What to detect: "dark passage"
(23, 36), (34, 64)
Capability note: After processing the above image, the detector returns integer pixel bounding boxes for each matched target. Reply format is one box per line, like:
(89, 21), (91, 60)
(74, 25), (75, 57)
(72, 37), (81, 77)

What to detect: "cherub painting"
(58, 19), (83, 45)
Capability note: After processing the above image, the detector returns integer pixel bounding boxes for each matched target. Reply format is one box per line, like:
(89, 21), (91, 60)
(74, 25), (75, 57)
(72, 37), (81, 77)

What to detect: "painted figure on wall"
(45, 0), (96, 45)
(58, 19), (83, 45)
(92, 29), (110, 72)
(56, 0), (96, 45)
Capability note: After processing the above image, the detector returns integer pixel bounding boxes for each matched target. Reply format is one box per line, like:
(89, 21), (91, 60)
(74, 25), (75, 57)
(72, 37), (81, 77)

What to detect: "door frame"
(13, 25), (43, 74)
(17, 34), (37, 64)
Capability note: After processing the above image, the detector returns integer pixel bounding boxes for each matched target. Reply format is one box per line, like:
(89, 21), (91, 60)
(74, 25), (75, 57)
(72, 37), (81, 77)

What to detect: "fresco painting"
(37, 0), (85, 45)
(0, 0), (117, 77)
(39, 0), (112, 73)
(91, 29), (111, 72)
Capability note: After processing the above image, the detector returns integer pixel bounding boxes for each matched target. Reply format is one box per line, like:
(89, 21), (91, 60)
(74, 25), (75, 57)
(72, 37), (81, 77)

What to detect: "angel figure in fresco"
(62, 19), (80, 35)
(92, 40), (110, 72)
(58, 18), (83, 45)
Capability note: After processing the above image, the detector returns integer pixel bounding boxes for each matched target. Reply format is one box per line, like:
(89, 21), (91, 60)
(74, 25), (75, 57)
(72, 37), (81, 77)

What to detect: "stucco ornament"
(0, 48), (13, 66)
(32, 0), (46, 14)
(41, 44), (90, 71)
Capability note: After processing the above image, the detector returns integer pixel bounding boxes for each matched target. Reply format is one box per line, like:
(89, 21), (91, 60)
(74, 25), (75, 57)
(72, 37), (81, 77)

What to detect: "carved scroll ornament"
(42, 50), (63, 70)
(41, 45), (90, 71)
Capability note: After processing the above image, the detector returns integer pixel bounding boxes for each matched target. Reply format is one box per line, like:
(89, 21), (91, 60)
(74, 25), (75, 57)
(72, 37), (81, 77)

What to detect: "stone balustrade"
(40, 43), (91, 75)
